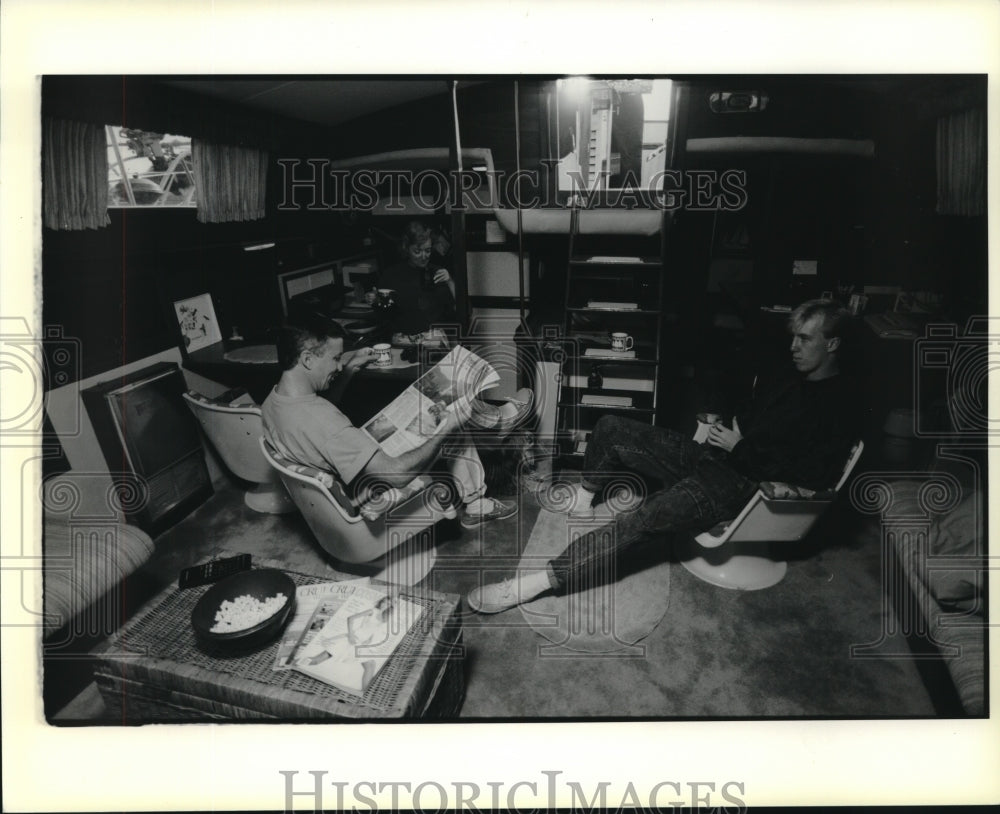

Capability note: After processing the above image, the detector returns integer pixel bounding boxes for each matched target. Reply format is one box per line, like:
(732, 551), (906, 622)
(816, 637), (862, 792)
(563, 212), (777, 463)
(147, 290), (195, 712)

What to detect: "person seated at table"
(262, 317), (532, 528)
(375, 220), (457, 348)
(468, 298), (864, 612)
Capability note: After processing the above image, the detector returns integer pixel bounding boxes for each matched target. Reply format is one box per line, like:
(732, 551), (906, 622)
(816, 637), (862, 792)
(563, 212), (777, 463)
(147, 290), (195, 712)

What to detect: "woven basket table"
(93, 569), (465, 721)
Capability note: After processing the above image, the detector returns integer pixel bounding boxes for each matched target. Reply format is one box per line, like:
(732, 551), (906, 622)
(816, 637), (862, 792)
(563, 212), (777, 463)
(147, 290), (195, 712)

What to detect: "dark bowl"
(191, 568), (296, 651)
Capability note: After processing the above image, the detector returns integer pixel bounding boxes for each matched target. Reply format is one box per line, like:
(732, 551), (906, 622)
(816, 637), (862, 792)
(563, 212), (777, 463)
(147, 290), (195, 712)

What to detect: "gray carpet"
(53, 479), (937, 721)
(517, 507), (672, 655)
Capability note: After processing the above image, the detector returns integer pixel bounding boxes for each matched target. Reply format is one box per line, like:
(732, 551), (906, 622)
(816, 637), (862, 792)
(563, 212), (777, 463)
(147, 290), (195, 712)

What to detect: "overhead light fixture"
(243, 242), (276, 252)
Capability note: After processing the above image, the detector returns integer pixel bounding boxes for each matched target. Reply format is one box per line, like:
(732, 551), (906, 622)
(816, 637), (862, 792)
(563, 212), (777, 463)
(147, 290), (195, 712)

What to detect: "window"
(555, 78), (674, 193)
(106, 126), (196, 207)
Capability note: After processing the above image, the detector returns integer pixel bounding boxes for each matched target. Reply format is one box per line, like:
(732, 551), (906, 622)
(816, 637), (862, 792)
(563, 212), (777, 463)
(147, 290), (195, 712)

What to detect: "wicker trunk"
(93, 569), (465, 721)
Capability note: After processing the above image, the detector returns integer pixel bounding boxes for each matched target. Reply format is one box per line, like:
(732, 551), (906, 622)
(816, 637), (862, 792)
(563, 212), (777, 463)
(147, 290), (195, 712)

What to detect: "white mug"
(610, 332), (634, 352)
(373, 343), (392, 367)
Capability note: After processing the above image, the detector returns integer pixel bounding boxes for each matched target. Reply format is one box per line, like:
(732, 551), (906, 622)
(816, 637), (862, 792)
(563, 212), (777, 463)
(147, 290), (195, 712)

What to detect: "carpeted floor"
(50, 468), (938, 721)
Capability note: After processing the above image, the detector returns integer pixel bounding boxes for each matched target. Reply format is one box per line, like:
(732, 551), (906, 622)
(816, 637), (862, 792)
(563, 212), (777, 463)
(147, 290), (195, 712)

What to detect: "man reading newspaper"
(262, 317), (533, 527)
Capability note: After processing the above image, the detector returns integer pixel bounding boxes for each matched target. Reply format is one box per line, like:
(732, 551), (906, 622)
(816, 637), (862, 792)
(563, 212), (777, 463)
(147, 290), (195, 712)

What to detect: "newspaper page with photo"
(289, 587), (424, 696)
(361, 344), (499, 457)
(272, 577), (372, 671)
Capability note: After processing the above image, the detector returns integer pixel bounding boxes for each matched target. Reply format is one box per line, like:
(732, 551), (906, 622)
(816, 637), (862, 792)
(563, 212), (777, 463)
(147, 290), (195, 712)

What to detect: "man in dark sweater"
(468, 298), (863, 613)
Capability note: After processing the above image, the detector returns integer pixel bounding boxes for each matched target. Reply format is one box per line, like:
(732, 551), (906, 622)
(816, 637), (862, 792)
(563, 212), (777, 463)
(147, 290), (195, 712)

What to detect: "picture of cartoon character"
(178, 304), (211, 347)
(173, 293), (222, 352)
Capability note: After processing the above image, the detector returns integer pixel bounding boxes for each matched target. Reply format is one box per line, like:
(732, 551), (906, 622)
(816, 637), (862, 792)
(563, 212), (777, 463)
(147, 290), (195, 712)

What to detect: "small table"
(93, 569), (465, 721)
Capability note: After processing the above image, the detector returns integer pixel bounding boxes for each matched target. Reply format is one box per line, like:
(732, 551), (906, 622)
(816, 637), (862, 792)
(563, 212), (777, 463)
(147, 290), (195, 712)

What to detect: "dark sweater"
(378, 261), (456, 335)
(721, 370), (863, 490)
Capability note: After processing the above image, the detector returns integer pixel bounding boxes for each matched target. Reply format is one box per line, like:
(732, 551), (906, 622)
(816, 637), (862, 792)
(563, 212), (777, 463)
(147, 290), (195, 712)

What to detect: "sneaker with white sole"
(460, 497), (518, 528)
(467, 578), (519, 613)
(467, 571), (552, 613)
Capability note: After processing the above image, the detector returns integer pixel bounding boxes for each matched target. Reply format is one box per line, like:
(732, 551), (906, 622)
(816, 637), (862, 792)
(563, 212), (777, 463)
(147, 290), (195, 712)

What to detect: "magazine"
(289, 585), (424, 695)
(272, 577), (371, 671)
(360, 344), (499, 458)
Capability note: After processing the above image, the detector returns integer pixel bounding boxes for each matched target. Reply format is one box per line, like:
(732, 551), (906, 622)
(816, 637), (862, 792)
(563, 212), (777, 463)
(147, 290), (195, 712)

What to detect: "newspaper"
(272, 577), (371, 671)
(289, 585), (424, 696)
(361, 344), (499, 457)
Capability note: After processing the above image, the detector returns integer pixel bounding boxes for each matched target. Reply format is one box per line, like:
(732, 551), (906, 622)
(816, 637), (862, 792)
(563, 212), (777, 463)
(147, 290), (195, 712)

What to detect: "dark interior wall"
(670, 75), (987, 315)
(42, 77), (362, 382)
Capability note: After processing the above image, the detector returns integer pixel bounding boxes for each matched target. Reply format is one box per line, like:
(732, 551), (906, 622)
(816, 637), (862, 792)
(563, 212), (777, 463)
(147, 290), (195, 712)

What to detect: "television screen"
(110, 368), (201, 476)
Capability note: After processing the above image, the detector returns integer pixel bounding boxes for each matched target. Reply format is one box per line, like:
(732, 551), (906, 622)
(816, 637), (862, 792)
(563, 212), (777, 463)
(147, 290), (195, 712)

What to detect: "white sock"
(572, 485), (595, 511)
(497, 401), (520, 420)
(465, 497), (492, 515)
(515, 570), (552, 601)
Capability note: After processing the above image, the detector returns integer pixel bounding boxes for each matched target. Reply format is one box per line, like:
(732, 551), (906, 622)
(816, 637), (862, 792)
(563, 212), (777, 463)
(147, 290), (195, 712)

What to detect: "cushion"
(759, 481), (835, 501)
(267, 445), (443, 522)
(927, 492), (983, 611)
(43, 472), (156, 638)
(280, 460), (336, 490)
(268, 452), (357, 516)
(44, 518), (155, 638)
(889, 481), (985, 714)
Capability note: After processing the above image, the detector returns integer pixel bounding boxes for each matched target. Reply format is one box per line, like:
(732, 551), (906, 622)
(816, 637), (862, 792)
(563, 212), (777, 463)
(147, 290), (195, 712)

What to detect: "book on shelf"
(581, 394), (633, 408)
(287, 584), (424, 696)
(586, 301), (639, 310)
(584, 348), (637, 360)
(584, 256), (643, 264)
(361, 345), (499, 458)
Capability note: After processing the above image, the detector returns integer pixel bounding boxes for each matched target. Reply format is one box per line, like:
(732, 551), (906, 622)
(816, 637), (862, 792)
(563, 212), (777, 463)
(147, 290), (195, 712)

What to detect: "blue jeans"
(547, 416), (758, 590)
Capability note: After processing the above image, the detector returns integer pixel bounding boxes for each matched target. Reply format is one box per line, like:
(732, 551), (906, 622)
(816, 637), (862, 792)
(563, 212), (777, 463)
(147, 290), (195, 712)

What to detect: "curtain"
(192, 140), (268, 224)
(936, 108), (986, 216)
(42, 118), (111, 231)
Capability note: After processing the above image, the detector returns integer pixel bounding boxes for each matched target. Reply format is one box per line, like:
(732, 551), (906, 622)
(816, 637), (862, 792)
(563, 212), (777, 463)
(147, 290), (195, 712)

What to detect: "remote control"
(178, 554), (252, 590)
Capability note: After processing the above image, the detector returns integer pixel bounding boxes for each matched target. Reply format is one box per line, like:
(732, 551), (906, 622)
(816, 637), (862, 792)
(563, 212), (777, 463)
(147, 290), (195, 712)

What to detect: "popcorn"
(210, 592), (288, 633)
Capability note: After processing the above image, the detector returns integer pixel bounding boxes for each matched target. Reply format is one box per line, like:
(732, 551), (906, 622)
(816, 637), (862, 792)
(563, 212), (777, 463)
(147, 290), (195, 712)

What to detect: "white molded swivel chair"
(676, 441), (864, 590)
(183, 391), (296, 514)
(259, 438), (457, 586)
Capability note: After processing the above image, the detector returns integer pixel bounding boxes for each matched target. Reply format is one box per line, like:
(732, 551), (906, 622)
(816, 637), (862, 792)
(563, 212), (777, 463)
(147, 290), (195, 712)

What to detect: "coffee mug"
(610, 332), (634, 352)
(693, 412), (722, 445)
(373, 343), (392, 367)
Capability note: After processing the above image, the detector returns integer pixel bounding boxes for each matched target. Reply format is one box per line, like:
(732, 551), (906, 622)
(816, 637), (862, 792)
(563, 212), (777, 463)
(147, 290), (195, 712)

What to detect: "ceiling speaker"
(709, 91), (769, 113)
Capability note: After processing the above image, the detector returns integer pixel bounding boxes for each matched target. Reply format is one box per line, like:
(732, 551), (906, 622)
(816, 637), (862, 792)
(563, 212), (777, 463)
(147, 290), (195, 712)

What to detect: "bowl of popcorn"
(191, 569), (296, 650)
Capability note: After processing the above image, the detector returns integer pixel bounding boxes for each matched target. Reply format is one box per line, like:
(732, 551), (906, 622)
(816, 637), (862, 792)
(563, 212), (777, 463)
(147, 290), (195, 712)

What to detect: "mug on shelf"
(373, 343), (392, 367)
(610, 332), (634, 352)
(372, 288), (396, 315)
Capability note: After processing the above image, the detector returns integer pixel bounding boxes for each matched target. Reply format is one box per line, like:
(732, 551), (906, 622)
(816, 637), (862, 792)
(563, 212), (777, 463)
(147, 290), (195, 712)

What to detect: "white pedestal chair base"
(371, 533), (439, 587)
(243, 481), (297, 514)
(675, 535), (788, 591)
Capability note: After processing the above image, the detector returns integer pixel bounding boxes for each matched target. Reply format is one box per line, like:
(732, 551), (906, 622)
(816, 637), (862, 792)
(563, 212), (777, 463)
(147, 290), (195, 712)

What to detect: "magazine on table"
(272, 577), (372, 671)
(360, 344), (499, 458)
(289, 584), (424, 695)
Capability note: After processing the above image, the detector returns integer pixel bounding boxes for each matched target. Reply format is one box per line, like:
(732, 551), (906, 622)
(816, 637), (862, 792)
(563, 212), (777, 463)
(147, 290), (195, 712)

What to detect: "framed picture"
(173, 292), (222, 353)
